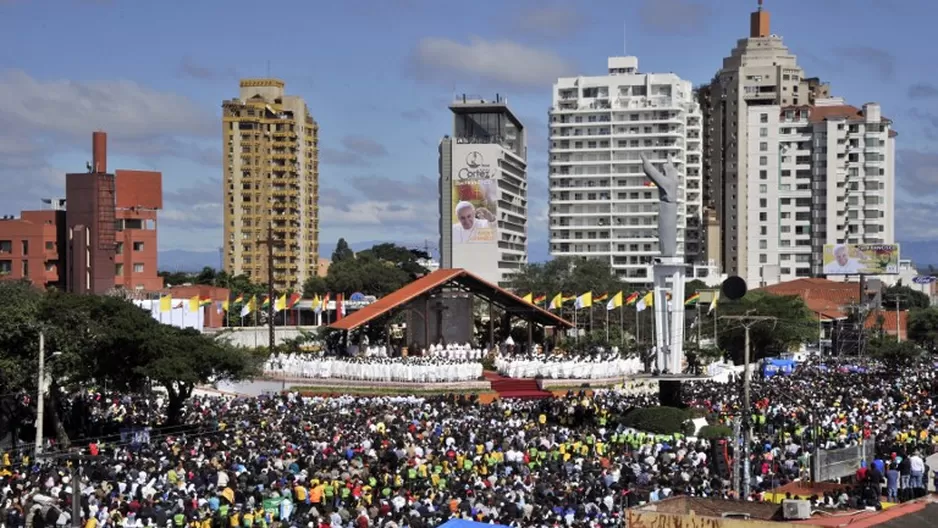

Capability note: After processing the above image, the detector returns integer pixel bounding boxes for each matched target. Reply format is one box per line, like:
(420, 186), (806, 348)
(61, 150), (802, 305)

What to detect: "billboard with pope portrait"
(822, 243), (900, 275)
(451, 144), (499, 245)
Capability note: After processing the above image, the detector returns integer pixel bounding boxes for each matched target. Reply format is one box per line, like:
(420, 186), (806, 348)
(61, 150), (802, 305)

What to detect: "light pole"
(35, 330), (63, 457)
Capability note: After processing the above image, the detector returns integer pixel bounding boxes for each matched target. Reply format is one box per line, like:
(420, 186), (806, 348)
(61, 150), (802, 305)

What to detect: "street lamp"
(35, 330), (63, 457)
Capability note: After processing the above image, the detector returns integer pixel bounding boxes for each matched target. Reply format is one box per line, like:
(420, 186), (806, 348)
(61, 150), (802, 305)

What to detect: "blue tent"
(439, 520), (511, 528)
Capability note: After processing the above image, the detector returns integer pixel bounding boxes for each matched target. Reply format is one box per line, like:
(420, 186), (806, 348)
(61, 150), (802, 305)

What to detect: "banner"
(822, 244), (899, 275)
(451, 144), (498, 245)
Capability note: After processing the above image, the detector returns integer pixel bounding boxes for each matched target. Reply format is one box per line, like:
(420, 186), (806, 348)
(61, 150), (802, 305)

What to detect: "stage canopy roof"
(328, 268), (572, 331)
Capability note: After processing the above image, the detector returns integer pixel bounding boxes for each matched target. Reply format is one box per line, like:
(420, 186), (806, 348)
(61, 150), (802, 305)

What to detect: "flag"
(240, 296), (256, 317)
(533, 294), (547, 305)
(562, 294), (577, 303)
(189, 296), (200, 313)
(644, 181), (655, 187)
(312, 294), (322, 313)
(321, 293), (331, 312)
(593, 292), (609, 303)
(574, 292), (592, 309)
(548, 293), (563, 310)
(159, 295), (172, 313)
(636, 292), (654, 312)
(222, 298), (230, 312)
(708, 290), (720, 315)
(173, 301), (184, 309)
(606, 291), (623, 311)
(625, 292), (640, 306)
(199, 296), (212, 307)
(522, 293), (533, 304)
(233, 294), (244, 305)
(275, 294), (287, 312)
(685, 292), (701, 306)
(287, 293), (302, 309)
(261, 296), (271, 309)
(216, 301), (225, 315)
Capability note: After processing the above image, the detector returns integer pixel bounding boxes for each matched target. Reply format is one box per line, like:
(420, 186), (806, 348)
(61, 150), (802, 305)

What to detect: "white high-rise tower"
(548, 56), (702, 284)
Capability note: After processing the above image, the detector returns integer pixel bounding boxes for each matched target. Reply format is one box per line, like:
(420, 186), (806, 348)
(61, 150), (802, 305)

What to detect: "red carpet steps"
(483, 371), (553, 399)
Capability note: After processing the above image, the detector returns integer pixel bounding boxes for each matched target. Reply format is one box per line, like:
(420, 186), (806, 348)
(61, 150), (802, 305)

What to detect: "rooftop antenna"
(623, 21), (628, 55)
(758, 0), (763, 11)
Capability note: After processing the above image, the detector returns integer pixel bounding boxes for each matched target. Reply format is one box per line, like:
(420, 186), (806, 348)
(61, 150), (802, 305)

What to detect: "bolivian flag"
(625, 292), (640, 306)
(199, 296), (212, 307)
(261, 296), (271, 309)
(233, 294), (244, 305)
(593, 292), (609, 302)
(532, 294), (547, 305)
(685, 292), (701, 306)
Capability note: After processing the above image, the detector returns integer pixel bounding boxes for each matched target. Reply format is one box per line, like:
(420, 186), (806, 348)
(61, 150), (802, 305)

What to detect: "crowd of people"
(1, 357), (938, 528)
(263, 355), (484, 383)
(494, 352), (643, 380)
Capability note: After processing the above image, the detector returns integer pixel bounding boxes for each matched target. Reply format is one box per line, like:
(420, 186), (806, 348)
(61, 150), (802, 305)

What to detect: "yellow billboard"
(451, 145), (498, 245)
(822, 243), (900, 275)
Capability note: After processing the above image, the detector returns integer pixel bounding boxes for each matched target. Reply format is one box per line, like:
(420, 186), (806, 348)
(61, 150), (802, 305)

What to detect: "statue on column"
(640, 152), (679, 258)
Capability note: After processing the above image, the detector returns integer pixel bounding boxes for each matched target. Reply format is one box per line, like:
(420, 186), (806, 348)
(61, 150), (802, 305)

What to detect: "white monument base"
(652, 257), (686, 374)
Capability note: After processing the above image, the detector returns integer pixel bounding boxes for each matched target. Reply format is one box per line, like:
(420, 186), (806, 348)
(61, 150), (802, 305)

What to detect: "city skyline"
(1, 0), (935, 266)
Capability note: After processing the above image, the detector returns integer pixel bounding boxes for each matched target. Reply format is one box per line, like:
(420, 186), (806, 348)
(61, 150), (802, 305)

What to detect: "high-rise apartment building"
(222, 79), (319, 291)
(439, 95), (527, 286)
(548, 56), (702, 284)
(699, 3), (829, 276)
(743, 99), (895, 286)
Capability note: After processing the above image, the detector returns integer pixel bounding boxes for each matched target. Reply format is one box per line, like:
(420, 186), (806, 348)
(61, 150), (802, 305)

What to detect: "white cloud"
(409, 37), (575, 89)
(514, 5), (587, 36)
(0, 70), (215, 140)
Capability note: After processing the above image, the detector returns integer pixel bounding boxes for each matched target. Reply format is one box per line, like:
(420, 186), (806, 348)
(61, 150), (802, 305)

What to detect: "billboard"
(822, 243), (900, 275)
(451, 144), (499, 245)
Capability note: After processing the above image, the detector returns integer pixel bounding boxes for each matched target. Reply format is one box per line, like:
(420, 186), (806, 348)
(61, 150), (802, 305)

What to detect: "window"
(45, 262), (55, 272)
(760, 142), (768, 151)
(759, 170), (768, 180)
(760, 113), (768, 123)
(760, 198), (767, 207)
(45, 241), (54, 251)
(133, 263), (144, 273)
(759, 240), (767, 249)
(760, 254), (767, 263)
(759, 156), (768, 166)
(21, 261), (28, 277)
(21, 240), (28, 255)
(133, 241), (144, 251)
(760, 128), (768, 137)
(115, 263), (124, 275)
(116, 242), (124, 255)
(759, 184), (768, 193)
(0, 260), (12, 274)
(759, 212), (767, 222)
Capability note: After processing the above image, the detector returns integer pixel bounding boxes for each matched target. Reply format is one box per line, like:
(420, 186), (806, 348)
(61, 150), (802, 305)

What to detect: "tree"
(332, 238), (354, 263)
(716, 291), (816, 363)
(882, 284), (930, 311)
(908, 307), (938, 353)
(866, 337), (920, 366)
(302, 275), (328, 298)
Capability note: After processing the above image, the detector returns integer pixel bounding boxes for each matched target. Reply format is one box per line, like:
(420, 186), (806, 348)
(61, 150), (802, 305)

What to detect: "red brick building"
(114, 169), (163, 292)
(1, 131), (164, 293)
(0, 208), (67, 288)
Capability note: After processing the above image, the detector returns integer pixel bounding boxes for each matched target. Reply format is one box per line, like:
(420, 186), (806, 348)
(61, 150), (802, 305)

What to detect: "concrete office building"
(699, 1), (830, 275)
(222, 79), (320, 291)
(439, 95), (527, 286)
(548, 56), (703, 284)
(744, 99), (896, 287)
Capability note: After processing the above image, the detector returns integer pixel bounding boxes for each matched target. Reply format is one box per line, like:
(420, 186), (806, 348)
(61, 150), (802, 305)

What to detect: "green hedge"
(621, 406), (689, 435)
(697, 424), (734, 439)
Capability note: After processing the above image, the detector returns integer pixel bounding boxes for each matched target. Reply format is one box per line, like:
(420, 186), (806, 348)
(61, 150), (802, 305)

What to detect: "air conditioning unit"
(782, 500), (812, 520)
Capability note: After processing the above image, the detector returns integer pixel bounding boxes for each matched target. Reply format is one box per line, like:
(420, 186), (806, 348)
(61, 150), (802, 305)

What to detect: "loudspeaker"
(721, 276), (748, 300)
(658, 380), (683, 408)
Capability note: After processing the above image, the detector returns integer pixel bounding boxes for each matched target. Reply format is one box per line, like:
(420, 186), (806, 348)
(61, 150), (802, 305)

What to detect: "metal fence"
(812, 441), (875, 482)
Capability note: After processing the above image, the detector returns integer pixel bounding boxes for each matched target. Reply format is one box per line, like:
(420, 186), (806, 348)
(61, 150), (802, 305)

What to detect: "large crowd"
(2, 358), (938, 528)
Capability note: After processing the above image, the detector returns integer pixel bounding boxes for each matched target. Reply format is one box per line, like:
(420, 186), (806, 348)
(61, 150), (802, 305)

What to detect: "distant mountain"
(158, 250), (219, 273)
(898, 240), (938, 272)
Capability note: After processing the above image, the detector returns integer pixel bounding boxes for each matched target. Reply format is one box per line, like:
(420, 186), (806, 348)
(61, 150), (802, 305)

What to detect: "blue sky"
(0, 0), (935, 265)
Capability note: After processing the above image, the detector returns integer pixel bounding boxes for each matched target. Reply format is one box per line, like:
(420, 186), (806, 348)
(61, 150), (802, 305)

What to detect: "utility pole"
(257, 223), (283, 355)
(720, 313), (777, 500)
(732, 417), (741, 498)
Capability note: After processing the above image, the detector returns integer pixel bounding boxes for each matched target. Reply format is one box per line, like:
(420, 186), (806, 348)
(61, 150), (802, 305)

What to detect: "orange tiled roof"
(758, 278), (862, 320)
(865, 309), (908, 338)
(328, 268), (572, 331)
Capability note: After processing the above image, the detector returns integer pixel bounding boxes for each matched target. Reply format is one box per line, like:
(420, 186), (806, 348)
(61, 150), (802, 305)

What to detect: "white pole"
(896, 296), (901, 343)
(35, 331), (45, 458)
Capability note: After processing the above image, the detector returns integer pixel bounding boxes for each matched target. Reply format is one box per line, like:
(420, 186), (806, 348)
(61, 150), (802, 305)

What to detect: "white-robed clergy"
(263, 353), (483, 382)
(494, 350), (642, 380)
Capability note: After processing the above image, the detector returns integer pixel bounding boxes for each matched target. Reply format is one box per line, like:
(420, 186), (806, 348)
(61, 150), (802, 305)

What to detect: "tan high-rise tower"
(222, 79), (319, 290)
